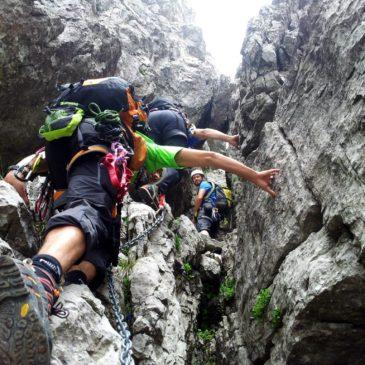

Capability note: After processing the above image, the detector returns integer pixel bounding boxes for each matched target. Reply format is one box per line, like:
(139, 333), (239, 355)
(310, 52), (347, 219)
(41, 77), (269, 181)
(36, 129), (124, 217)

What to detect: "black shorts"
(45, 156), (120, 287)
(148, 110), (188, 146)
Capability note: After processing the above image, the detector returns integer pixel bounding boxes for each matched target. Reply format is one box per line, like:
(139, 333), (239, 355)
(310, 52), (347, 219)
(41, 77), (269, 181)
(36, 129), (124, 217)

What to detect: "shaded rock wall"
(0, 0), (221, 167)
(222, 0), (365, 363)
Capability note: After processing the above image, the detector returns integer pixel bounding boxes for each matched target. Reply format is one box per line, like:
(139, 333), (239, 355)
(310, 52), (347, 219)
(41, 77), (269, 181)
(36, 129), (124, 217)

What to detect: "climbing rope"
(88, 102), (124, 141)
(107, 206), (166, 365)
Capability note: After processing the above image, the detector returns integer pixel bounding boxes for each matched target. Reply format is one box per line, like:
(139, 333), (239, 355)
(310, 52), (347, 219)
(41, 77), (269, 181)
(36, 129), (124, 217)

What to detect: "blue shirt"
(198, 181), (217, 205)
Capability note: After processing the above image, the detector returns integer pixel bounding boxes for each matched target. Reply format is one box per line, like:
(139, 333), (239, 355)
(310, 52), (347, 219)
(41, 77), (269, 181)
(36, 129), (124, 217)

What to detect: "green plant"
(183, 262), (192, 275)
(119, 259), (134, 272)
(219, 277), (235, 302)
(122, 275), (132, 313)
(121, 245), (130, 256)
(123, 275), (131, 290)
(252, 288), (271, 320)
(139, 66), (148, 76)
(168, 218), (180, 229)
(197, 329), (215, 343)
(174, 234), (181, 251)
(271, 307), (282, 329)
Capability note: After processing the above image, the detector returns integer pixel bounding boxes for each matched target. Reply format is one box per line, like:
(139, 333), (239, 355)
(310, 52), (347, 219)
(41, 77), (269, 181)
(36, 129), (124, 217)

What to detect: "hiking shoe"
(0, 256), (52, 365)
(137, 184), (159, 210)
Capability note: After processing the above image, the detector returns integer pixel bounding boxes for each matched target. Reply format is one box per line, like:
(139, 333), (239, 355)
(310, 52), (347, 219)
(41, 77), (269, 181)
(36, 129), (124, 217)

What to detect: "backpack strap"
(66, 145), (109, 172)
(203, 181), (216, 201)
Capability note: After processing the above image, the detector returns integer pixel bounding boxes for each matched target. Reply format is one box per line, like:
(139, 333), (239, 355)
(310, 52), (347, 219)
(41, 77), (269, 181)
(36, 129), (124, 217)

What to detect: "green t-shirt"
(136, 132), (184, 173)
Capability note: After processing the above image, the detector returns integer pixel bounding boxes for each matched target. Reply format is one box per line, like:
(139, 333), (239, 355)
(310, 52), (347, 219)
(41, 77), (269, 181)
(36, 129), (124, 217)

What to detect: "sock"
(32, 254), (63, 312)
(64, 270), (87, 285)
(32, 254), (62, 283)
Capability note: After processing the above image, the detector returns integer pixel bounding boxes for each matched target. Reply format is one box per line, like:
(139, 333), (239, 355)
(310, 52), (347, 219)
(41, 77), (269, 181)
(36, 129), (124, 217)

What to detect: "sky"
(186, 0), (272, 78)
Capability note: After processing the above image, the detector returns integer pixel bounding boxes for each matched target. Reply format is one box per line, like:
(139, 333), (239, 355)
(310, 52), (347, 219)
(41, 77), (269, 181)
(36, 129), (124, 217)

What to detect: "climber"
(135, 97), (240, 208)
(190, 169), (220, 237)
(1, 76), (278, 364)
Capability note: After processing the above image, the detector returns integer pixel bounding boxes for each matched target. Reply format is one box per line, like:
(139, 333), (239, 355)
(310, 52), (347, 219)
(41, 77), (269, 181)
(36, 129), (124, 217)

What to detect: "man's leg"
(156, 168), (184, 195)
(0, 225), (87, 365)
(30, 226), (88, 311)
(65, 261), (97, 285)
(39, 226), (86, 271)
(196, 210), (213, 238)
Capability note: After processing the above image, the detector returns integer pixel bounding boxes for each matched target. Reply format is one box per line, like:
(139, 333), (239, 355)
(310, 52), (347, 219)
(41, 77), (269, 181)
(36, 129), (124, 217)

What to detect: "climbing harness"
(121, 206), (166, 253)
(107, 266), (134, 365)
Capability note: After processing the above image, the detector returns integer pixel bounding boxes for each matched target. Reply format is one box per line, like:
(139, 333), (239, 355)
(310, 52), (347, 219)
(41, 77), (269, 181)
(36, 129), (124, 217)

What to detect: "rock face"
(0, 0), (219, 166)
(1, 0), (365, 363)
(127, 205), (205, 364)
(51, 284), (123, 365)
(0, 181), (39, 256)
(221, 0), (365, 363)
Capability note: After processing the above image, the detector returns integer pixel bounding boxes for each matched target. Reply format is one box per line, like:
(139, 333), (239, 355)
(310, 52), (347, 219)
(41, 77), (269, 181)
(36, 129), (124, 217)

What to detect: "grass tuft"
(252, 288), (271, 320)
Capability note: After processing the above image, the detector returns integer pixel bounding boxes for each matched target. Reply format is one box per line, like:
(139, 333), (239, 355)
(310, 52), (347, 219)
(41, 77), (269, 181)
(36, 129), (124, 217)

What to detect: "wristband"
(7, 165), (19, 172)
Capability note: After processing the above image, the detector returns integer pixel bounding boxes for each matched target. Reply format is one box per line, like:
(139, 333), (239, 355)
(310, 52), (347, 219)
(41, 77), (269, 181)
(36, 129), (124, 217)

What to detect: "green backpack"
(39, 102), (84, 142)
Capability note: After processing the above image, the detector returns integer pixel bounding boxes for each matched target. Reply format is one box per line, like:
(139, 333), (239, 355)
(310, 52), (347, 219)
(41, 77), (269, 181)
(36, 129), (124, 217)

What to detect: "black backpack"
(204, 182), (231, 213)
(51, 76), (149, 133)
(147, 97), (181, 112)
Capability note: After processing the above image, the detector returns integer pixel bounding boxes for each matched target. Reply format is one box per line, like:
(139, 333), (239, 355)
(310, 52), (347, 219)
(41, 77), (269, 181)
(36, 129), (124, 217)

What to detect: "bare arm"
(4, 171), (29, 205)
(193, 128), (239, 147)
(176, 149), (279, 198)
(3, 152), (43, 206)
(193, 189), (206, 220)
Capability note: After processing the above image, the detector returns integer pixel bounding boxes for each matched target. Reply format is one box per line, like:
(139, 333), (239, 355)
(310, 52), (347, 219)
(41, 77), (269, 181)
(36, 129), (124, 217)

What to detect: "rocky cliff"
(221, 0), (365, 364)
(0, 0), (229, 167)
(1, 0), (365, 364)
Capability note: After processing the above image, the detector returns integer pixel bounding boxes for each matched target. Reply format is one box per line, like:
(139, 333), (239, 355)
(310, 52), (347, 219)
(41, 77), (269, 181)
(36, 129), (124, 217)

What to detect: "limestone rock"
(0, 0), (217, 166)
(0, 181), (39, 256)
(268, 228), (365, 365)
(222, 0), (365, 363)
(0, 237), (13, 256)
(51, 284), (122, 365)
(123, 202), (204, 364)
(200, 252), (222, 280)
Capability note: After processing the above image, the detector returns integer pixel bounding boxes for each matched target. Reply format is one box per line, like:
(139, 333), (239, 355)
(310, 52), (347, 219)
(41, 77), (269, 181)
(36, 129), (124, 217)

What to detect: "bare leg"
(68, 261), (97, 282)
(39, 226), (86, 273)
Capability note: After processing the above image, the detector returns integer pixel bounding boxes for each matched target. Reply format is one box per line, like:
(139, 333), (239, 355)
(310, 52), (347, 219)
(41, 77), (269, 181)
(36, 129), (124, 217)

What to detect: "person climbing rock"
(190, 169), (220, 237)
(135, 97), (239, 208)
(2, 76), (278, 364)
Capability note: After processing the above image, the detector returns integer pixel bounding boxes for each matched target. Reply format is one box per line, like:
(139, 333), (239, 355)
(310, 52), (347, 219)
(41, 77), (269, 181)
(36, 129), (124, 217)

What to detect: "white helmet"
(190, 169), (205, 179)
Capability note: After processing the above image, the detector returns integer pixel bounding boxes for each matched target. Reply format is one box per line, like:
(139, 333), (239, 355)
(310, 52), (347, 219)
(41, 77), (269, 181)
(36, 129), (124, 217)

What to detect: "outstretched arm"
(193, 128), (239, 147)
(4, 171), (29, 205)
(175, 149), (279, 198)
(3, 151), (47, 205)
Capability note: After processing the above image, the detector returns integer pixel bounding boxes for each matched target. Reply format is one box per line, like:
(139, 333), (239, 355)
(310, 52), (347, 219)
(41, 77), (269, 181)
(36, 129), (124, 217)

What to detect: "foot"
(0, 256), (52, 365)
(137, 184), (159, 210)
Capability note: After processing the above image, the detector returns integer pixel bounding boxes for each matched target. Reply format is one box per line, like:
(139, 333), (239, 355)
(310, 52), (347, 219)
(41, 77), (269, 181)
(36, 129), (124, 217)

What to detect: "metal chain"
(107, 266), (134, 365)
(107, 206), (166, 365)
(121, 207), (166, 252)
